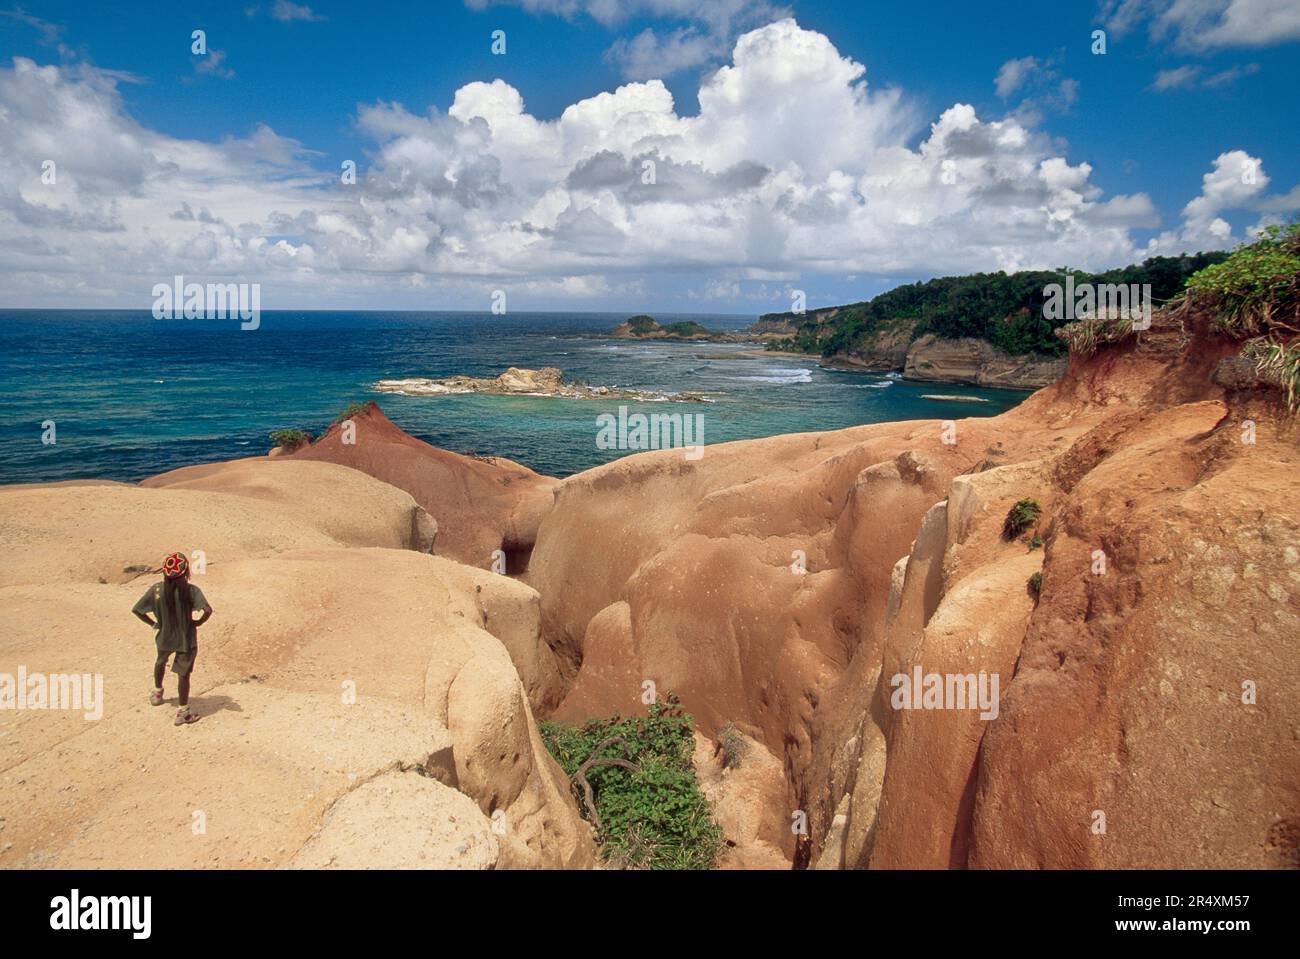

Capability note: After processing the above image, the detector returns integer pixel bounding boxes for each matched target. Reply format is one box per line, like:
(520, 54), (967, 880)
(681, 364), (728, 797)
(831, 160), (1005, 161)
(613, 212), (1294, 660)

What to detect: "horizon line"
(0, 306), (767, 318)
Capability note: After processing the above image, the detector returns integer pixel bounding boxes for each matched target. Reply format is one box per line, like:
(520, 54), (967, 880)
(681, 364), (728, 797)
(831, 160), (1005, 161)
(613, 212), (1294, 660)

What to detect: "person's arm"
(132, 588), (158, 628)
(191, 585), (213, 627)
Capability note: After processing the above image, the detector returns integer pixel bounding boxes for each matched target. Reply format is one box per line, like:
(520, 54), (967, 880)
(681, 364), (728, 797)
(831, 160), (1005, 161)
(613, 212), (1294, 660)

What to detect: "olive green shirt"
(133, 582), (208, 654)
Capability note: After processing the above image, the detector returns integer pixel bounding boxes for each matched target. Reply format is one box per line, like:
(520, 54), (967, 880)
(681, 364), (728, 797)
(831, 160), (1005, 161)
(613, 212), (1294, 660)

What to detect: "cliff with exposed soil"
(901, 334), (1067, 389)
(525, 305), (1299, 869)
(3, 304), (1294, 871)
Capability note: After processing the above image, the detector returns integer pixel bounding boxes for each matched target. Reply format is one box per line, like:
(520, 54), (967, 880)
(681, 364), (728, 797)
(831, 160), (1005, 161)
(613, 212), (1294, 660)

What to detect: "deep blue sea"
(0, 310), (1029, 483)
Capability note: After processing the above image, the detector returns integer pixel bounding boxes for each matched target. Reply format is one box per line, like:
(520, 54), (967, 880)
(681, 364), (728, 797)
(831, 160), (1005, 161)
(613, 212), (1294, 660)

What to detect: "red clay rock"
(530, 306), (1298, 869)
(285, 401), (558, 570)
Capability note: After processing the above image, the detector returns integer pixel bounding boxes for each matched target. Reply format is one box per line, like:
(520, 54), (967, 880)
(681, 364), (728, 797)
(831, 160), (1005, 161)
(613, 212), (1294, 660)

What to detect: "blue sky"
(1, 0), (1297, 313)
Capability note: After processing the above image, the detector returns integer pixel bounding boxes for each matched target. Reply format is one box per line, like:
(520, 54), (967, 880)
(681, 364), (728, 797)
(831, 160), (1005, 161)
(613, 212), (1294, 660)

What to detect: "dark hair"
(161, 574), (194, 640)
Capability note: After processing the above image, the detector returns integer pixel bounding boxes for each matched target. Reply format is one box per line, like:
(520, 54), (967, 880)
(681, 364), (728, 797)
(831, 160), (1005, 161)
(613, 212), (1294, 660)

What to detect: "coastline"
(732, 345), (1044, 391)
(3, 303), (1297, 872)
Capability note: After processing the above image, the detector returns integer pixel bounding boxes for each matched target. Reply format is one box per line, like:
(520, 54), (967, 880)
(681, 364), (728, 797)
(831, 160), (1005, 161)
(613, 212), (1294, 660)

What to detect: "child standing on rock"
(132, 552), (213, 725)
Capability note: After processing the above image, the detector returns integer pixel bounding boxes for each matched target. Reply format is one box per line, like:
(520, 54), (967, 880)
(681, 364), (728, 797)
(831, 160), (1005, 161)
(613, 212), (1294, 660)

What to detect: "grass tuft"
(1003, 498), (1042, 540)
(268, 428), (311, 449)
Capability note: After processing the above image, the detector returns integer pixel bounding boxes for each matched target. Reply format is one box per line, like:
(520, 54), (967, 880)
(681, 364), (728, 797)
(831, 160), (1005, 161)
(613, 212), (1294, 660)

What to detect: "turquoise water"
(0, 310), (1029, 483)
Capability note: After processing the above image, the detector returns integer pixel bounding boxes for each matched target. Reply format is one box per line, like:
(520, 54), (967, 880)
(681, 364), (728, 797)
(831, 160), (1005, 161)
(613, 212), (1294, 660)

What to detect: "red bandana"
(163, 552), (189, 580)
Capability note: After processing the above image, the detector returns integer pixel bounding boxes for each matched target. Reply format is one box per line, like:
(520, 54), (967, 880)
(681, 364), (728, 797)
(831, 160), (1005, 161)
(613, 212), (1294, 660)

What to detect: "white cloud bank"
(1102, 0), (1300, 50)
(0, 18), (1294, 308)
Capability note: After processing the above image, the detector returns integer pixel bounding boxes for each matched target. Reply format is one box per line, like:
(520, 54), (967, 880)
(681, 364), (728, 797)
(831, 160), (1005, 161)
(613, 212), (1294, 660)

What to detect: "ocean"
(0, 310), (1030, 484)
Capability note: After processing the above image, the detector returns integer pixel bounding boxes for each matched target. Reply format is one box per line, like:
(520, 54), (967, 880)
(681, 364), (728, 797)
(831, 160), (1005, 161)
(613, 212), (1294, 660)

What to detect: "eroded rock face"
(6, 307), (1293, 871)
(835, 330), (1298, 869)
(527, 422), (1019, 834)
(692, 731), (793, 869)
(903, 334), (1067, 389)
(822, 319), (917, 372)
(0, 458), (593, 870)
(530, 306), (1298, 870)
(970, 397), (1300, 868)
(277, 401), (559, 571)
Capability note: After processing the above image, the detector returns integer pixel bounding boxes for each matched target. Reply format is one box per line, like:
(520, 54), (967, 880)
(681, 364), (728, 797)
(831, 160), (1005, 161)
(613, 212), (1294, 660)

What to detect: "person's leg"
(151, 652), (169, 704)
(173, 649), (197, 723)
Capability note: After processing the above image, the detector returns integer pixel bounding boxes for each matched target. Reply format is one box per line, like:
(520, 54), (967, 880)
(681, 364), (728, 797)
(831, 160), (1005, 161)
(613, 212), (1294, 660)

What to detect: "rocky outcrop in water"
(609, 315), (790, 343)
(376, 367), (707, 403)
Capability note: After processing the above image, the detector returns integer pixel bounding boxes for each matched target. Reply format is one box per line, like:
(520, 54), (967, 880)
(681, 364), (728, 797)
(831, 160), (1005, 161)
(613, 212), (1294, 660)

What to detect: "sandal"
(174, 707), (199, 726)
(149, 689), (165, 706)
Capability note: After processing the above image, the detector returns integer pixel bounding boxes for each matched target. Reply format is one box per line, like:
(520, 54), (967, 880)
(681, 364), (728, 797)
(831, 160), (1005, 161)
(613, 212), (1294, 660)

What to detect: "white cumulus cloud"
(0, 19), (1293, 308)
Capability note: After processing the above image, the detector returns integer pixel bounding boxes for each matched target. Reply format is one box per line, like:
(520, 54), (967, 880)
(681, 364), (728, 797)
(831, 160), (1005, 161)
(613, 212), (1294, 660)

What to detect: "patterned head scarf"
(162, 552), (189, 580)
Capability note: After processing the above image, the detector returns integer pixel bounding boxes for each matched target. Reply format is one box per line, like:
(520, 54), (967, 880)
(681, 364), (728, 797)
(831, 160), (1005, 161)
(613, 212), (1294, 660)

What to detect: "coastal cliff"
(813, 330), (1064, 389)
(755, 253), (1224, 389)
(2, 306), (1295, 870)
(524, 303), (1299, 868)
(599, 311), (1065, 388)
(901, 334), (1067, 389)
(758, 313), (1065, 388)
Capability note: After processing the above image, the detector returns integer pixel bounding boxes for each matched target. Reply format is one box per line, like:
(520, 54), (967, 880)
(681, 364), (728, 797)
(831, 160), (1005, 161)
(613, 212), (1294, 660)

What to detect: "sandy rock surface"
(0, 458), (593, 869)
(4, 307), (1295, 871)
(288, 770), (500, 869)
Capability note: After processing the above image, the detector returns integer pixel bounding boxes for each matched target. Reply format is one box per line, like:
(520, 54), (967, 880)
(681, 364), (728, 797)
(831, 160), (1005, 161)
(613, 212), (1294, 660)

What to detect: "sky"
(1, 0), (1298, 314)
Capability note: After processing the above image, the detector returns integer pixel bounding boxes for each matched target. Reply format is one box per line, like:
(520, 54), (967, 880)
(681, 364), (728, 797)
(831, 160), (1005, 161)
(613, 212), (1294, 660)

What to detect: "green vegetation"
(1183, 224), (1300, 338)
(1247, 340), (1300, 412)
(1178, 223), (1300, 410)
(1027, 571), (1043, 600)
(661, 320), (708, 337)
(716, 721), (747, 770)
(1056, 314), (1136, 357)
(538, 700), (723, 870)
(1029, 533), (1044, 551)
(622, 315), (709, 337)
(333, 400), (370, 424)
(1003, 498), (1042, 540)
(268, 428), (311, 449)
(764, 253), (1226, 359)
(273, 401), (371, 449)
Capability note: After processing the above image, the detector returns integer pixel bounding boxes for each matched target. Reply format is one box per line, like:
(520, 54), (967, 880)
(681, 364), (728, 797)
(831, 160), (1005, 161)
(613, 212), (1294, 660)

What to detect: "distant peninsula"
(754, 253), (1228, 389)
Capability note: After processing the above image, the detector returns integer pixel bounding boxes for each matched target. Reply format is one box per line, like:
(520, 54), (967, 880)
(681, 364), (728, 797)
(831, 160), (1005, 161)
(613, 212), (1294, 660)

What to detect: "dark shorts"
(157, 647), (197, 677)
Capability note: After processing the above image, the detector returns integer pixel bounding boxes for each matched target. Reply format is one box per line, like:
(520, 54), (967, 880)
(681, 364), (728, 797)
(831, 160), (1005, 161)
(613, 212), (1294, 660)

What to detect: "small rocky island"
(614, 315), (713, 340)
(610, 315), (775, 343)
(375, 366), (708, 402)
